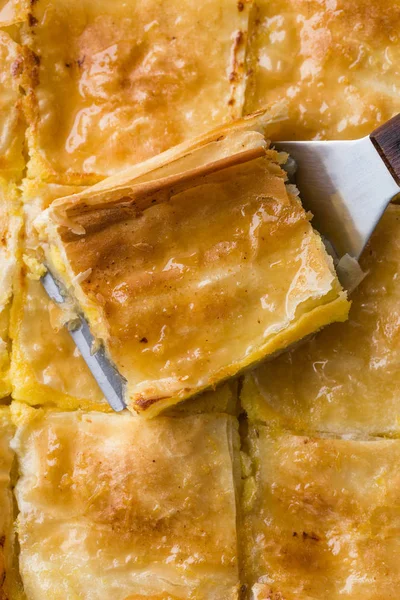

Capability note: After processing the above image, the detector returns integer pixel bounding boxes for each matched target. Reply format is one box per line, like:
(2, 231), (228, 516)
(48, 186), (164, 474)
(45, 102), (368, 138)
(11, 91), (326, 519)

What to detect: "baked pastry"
(245, 0), (400, 140)
(0, 408), (21, 599)
(10, 178), (110, 410)
(0, 178), (21, 399)
(12, 405), (240, 599)
(36, 113), (349, 417)
(12, 178), (239, 414)
(0, 28), (25, 399)
(241, 204), (400, 436)
(21, 0), (251, 184)
(0, 0), (25, 26)
(241, 424), (400, 599)
(0, 30), (24, 176)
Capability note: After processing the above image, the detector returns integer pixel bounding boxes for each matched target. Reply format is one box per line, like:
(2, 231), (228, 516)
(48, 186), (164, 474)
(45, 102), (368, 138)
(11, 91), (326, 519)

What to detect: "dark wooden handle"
(370, 113), (400, 185)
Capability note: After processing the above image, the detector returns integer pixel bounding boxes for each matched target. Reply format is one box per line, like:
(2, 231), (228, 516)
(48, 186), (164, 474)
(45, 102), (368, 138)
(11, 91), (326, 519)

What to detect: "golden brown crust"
(10, 179), (111, 410)
(38, 135), (348, 416)
(241, 425), (400, 599)
(0, 409), (18, 599)
(21, 0), (252, 183)
(242, 205), (400, 436)
(245, 0), (400, 140)
(13, 406), (240, 599)
(0, 31), (25, 177)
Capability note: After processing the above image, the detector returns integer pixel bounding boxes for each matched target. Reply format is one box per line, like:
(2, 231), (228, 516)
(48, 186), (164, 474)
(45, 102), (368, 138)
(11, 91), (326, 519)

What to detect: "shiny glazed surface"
(22, 0), (250, 182)
(13, 407), (240, 600)
(0, 408), (16, 599)
(242, 205), (400, 436)
(245, 0), (400, 140)
(241, 425), (400, 599)
(44, 145), (348, 416)
(0, 30), (24, 175)
(10, 179), (108, 410)
(0, 178), (20, 397)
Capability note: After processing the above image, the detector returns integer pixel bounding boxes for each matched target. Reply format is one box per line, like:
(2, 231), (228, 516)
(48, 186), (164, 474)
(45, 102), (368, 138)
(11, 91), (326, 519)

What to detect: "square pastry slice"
(12, 405), (240, 600)
(241, 425), (400, 599)
(0, 408), (21, 599)
(241, 205), (400, 436)
(245, 0), (400, 140)
(36, 114), (349, 417)
(21, 0), (251, 184)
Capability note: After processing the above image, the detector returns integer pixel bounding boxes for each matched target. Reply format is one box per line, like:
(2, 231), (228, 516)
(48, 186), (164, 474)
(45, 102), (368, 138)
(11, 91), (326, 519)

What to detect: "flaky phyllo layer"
(12, 404), (241, 600)
(35, 110), (349, 417)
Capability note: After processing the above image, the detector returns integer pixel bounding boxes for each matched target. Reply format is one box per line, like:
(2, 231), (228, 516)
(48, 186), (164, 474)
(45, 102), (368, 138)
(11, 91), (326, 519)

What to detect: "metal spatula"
(41, 272), (127, 412)
(274, 113), (400, 259)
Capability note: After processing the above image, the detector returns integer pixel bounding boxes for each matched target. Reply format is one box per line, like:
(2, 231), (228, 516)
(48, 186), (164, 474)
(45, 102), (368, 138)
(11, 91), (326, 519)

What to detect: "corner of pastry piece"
(34, 111), (350, 418)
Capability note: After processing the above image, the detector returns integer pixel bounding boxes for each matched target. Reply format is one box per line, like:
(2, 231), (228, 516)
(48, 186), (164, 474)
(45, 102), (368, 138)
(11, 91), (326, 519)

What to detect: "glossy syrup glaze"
(245, 0), (400, 140)
(50, 152), (347, 415)
(242, 425), (400, 599)
(11, 179), (108, 410)
(23, 0), (250, 182)
(13, 408), (240, 600)
(242, 205), (400, 436)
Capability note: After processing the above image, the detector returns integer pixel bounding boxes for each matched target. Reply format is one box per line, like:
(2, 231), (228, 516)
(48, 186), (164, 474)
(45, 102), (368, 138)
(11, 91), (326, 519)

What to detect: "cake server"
(41, 271), (127, 412)
(274, 113), (400, 259)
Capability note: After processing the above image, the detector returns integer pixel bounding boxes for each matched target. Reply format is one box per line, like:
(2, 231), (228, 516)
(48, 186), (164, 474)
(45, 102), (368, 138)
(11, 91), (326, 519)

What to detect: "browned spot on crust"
(266, 591), (286, 600)
(0, 536), (5, 547)
(77, 55), (86, 68)
(302, 531), (320, 541)
(28, 13), (38, 26)
(136, 396), (170, 410)
(11, 57), (23, 78)
(237, 1), (244, 11)
(236, 30), (244, 45)
(228, 98), (235, 106)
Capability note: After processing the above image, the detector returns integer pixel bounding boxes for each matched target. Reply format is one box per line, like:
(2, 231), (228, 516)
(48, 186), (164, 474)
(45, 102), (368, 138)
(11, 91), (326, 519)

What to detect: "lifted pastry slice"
(36, 115), (349, 417)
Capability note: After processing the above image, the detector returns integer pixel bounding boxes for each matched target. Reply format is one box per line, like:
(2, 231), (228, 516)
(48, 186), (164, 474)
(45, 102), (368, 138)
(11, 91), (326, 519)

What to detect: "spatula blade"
(41, 271), (126, 412)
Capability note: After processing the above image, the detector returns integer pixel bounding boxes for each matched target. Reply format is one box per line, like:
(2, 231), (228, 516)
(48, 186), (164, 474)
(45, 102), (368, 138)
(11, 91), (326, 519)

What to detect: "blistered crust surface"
(0, 409), (16, 598)
(241, 205), (400, 436)
(245, 0), (400, 140)
(22, 0), (251, 183)
(46, 150), (348, 416)
(13, 408), (240, 600)
(0, 178), (22, 400)
(241, 425), (400, 600)
(0, 30), (25, 176)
